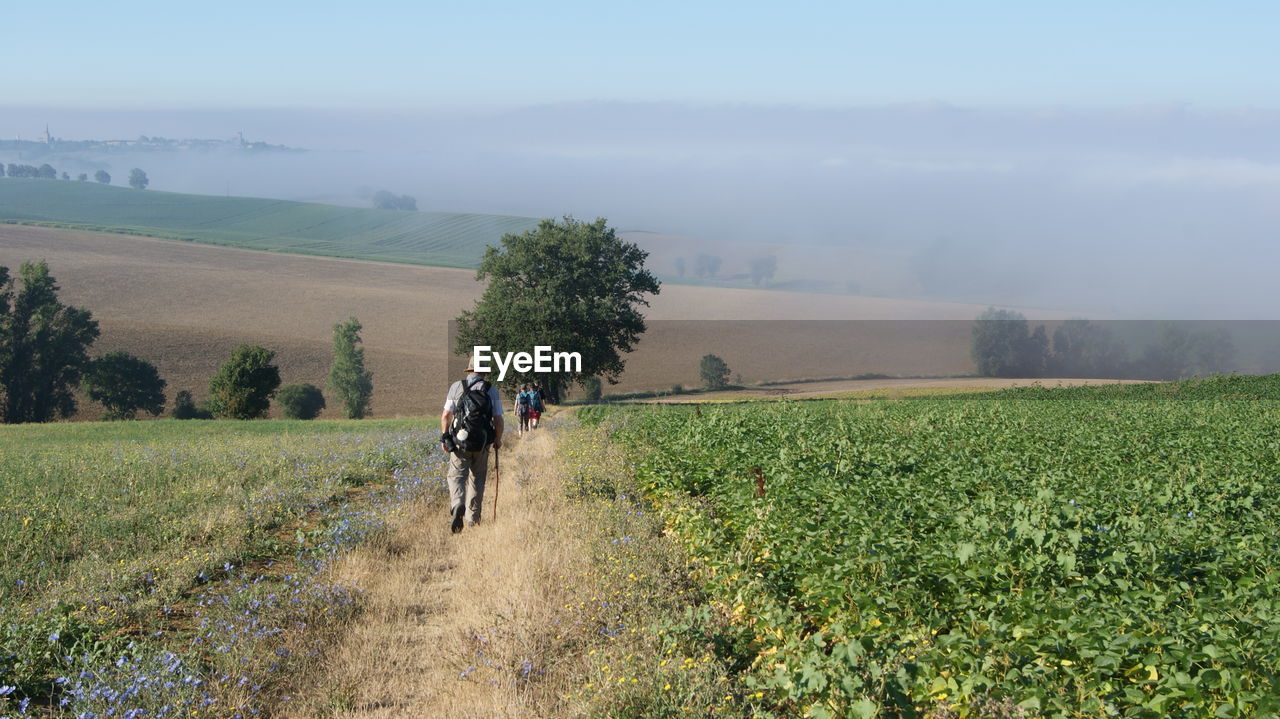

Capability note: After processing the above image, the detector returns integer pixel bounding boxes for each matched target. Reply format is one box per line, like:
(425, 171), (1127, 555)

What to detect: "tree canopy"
(128, 168), (149, 190)
(82, 351), (166, 420)
(0, 261), (100, 423)
(970, 308), (1046, 377)
(277, 382), (326, 420)
(208, 345), (280, 419)
(700, 354), (731, 390)
(327, 317), (373, 419)
(454, 216), (660, 400)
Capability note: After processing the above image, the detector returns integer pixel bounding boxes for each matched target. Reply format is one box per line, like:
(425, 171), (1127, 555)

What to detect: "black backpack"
(454, 377), (494, 451)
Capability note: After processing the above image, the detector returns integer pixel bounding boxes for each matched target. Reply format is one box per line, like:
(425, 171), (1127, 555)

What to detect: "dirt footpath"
(286, 420), (584, 718)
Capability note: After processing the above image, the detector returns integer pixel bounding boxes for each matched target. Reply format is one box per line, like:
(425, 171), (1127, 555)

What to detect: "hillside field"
(0, 225), (1018, 418)
(0, 177), (540, 267)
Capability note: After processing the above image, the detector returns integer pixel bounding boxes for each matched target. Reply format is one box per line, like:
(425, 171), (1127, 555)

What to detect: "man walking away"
(441, 361), (504, 534)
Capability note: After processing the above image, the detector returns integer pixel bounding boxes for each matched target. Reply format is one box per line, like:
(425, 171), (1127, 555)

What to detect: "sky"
(3, 2), (1279, 318)
(5, 1), (1279, 110)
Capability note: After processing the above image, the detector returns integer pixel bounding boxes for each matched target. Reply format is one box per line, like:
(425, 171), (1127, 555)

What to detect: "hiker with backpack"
(440, 360), (504, 534)
(515, 384), (533, 434)
(530, 382), (546, 428)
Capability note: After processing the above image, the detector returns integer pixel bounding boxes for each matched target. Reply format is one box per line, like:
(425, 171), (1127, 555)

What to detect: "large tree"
(970, 308), (1046, 378)
(326, 317), (373, 419)
(128, 168), (149, 190)
(454, 216), (660, 401)
(208, 345), (280, 419)
(699, 354), (731, 390)
(82, 351), (166, 419)
(0, 261), (101, 423)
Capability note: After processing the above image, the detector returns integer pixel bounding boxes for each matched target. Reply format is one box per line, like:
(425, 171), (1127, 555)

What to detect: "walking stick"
(491, 445), (500, 522)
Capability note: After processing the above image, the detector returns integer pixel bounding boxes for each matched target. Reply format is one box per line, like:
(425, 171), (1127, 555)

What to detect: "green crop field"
(0, 178), (540, 267)
(584, 376), (1280, 718)
(0, 419), (443, 717)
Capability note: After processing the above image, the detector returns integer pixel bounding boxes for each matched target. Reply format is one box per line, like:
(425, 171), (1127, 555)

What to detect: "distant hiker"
(440, 360), (504, 534)
(530, 382), (546, 428)
(515, 384), (533, 434)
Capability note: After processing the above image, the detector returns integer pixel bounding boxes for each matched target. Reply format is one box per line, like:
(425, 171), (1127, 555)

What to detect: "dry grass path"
(286, 417), (588, 718)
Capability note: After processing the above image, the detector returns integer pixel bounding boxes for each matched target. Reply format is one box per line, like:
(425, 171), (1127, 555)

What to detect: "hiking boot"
(450, 506), (465, 534)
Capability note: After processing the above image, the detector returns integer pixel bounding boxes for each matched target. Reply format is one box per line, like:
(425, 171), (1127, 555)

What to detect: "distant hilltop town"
(0, 127), (302, 154)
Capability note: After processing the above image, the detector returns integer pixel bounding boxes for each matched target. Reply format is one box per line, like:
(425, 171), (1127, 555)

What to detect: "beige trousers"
(447, 447), (489, 525)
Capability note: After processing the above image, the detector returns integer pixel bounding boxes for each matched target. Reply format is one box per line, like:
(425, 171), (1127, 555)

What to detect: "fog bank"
(3, 102), (1278, 318)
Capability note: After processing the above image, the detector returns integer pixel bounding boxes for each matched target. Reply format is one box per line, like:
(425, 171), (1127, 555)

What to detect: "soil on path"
(286, 419), (581, 718)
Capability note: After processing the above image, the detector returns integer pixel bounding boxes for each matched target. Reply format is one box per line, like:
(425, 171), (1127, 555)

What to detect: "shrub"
(277, 383), (327, 420)
(170, 390), (213, 420)
(581, 376), (603, 401)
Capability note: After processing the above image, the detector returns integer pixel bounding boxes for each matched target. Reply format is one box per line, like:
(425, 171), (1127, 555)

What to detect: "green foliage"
(371, 190), (417, 211)
(600, 398), (1280, 717)
(974, 313), (1240, 381)
(1048, 318), (1128, 377)
(700, 353), (731, 390)
(170, 389), (213, 419)
(277, 382), (327, 420)
(582, 375), (603, 401)
(81, 351), (166, 420)
(1136, 324), (1236, 380)
(971, 308), (1046, 377)
(327, 317), (373, 419)
(0, 260), (101, 423)
(208, 345), (281, 419)
(5, 163), (57, 179)
(0, 418), (434, 709)
(93, 169), (110, 184)
(127, 168), (149, 190)
(0, 179), (538, 268)
(949, 372), (1280, 401)
(454, 216), (660, 399)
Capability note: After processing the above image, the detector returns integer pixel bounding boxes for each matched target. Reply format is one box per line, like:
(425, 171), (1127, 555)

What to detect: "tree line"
(971, 308), (1238, 380)
(2, 163), (149, 188)
(672, 253), (778, 285)
(0, 261), (373, 423)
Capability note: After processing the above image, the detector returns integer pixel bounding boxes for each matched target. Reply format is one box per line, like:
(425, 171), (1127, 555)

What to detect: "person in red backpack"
(440, 360), (504, 534)
(529, 381), (546, 429)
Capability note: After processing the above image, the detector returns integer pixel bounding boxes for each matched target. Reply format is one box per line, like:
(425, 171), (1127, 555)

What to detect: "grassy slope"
(0, 178), (540, 267)
(0, 417), (443, 715)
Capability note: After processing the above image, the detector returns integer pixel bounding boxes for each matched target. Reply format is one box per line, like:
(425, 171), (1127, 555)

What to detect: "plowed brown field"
(0, 225), (1062, 418)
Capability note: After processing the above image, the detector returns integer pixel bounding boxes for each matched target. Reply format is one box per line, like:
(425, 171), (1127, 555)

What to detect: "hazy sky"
(4, 3), (1279, 318)
(6, 1), (1279, 109)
